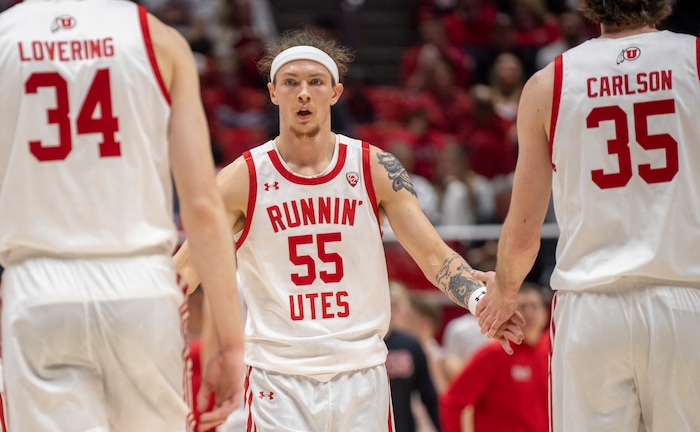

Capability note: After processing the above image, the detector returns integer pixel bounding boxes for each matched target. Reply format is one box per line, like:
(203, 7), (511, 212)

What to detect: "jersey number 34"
(24, 68), (120, 162)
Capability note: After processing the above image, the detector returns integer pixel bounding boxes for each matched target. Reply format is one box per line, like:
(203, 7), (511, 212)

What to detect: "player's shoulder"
(526, 60), (556, 90)
(216, 154), (250, 184)
(520, 60), (556, 114)
(145, 9), (190, 58)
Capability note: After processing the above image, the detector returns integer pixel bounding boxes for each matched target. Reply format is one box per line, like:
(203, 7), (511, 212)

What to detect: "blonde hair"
(257, 28), (354, 85)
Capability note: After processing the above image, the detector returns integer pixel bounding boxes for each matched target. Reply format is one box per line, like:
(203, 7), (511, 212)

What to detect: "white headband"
(269, 45), (339, 84)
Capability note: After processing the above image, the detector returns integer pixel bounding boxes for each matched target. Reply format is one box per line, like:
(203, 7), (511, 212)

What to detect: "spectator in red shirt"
(510, 0), (560, 49)
(462, 84), (516, 180)
(400, 16), (472, 92)
(417, 59), (475, 140)
(488, 52), (526, 146)
(439, 282), (550, 432)
(442, 0), (500, 53)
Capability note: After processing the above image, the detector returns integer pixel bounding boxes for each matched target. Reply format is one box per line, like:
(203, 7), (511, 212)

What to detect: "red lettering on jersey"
(267, 206), (285, 233)
(16, 38), (114, 62)
(599, 76), (611, 97)
(90, 39), (102, 57)
(587, 77), (597, 98)
(318, 197), (332, 224)
(333, 197), (340, 224)
(306, 292), (319, 319)
(321, 291), (334, 318)
(336, 291), (349, 318)
(70, 40), (83, 60)
(588, 71), (672, 99)
(32, 41), (44, 60)
(267, 198), (363, 232)
(637, 73), (649, 93)
(288, 291), (350, 321)
(18, 42), (29, 62)
(341, 199), (358, 225)
(300, 198), (316, 224)
(283, 201), (302, 228)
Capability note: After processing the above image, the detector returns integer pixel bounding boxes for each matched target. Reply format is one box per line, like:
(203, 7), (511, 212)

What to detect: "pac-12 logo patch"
(51, 15), (76, 33)
(616, 46), (641, 65)
(346, 172), (359, 187)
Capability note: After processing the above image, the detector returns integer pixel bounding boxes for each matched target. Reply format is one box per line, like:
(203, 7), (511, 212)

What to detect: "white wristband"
(467, 286), (487, 315)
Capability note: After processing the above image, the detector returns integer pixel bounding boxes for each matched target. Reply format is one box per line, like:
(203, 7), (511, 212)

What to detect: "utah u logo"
(51, 15), (76, 33)
(264, 182), (279, 191)
(616, 46), (641, 65)
(258, 391), (274, 400)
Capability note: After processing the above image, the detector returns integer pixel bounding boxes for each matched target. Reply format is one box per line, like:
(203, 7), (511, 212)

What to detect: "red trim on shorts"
(138, 6), (171, 105)
(236, 151), (257, 249)
(549, 55), (564, 172)
(696, 38), (700, 82)
(0, 392), (7, 432)
(179, 292), (196, 432)
(245, 366), (255, 432)
(361, 141), (382, 234)
(267, 143), (347, 185)
(548, 292), (558, 432)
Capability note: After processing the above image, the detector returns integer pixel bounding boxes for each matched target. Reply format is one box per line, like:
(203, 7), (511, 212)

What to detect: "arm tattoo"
(435, 254), (484, 310)
(377, 152), (416, 197)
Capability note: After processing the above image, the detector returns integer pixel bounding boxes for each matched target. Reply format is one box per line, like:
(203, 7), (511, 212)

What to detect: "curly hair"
(257, 28), (354, 85)
(577, 0), (673, 27)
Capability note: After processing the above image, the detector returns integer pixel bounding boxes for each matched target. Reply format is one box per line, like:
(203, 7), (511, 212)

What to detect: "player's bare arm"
(173, 154), (248, 292)
(376, 151), (416, 197)
(372, 147), (524, 351)
(435, 253), (484, 308)
(372, 147), (482, 309)
(150, 12), (244, 427)
(214, 155), (250, 235)
(473, 63), (553, 338)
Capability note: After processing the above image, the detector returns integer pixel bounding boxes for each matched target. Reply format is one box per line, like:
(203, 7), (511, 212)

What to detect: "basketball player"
(472, 1), (700, 430)
(0, 2), (244, 431)
(173, 28), (525, 431)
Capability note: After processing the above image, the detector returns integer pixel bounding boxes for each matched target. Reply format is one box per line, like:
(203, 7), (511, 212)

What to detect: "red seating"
(365, 86), (406, 123)
(215, 126), (269, 166)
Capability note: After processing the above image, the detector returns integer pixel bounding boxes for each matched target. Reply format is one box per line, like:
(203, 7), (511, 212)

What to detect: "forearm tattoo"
(435, 253), (484, 310)
(377, 152), (416, 197)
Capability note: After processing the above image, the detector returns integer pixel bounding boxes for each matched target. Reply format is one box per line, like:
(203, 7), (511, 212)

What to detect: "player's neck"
(599, 24), (657, 39)
(274, 131), (337, 177)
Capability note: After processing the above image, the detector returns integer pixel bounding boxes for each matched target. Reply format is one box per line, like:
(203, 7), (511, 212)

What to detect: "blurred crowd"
(73, 0), (688, 295)
(0, 1), (696, 431)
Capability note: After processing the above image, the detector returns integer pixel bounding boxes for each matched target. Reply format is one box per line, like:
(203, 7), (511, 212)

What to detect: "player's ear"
(330, 82), (344, 106)
(267, 81), (279, 106)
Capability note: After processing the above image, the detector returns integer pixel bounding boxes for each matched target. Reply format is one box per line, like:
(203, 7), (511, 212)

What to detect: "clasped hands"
(471, 270), (525, 355)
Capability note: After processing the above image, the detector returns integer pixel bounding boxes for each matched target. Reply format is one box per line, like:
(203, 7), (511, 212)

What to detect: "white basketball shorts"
(1, 255), (191, 432)
(550, 278), (700, 432)
(243, 364), (394, 431)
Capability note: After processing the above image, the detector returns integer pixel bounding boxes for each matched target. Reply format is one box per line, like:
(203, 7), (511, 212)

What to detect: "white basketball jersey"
(550, 31), (700, 291)
(236, 135), (390, 377)
(0, 0), (175, 265)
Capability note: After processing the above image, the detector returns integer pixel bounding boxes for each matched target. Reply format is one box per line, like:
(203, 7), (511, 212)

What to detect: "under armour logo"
(264, 182), (279, 191)
(258, 391), (274, 400)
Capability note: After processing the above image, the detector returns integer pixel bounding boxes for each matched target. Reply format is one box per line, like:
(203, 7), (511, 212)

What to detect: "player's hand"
(491, 313), (526, 354)
(197, 346), (245, 431)
(471, 270), (524, 354)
